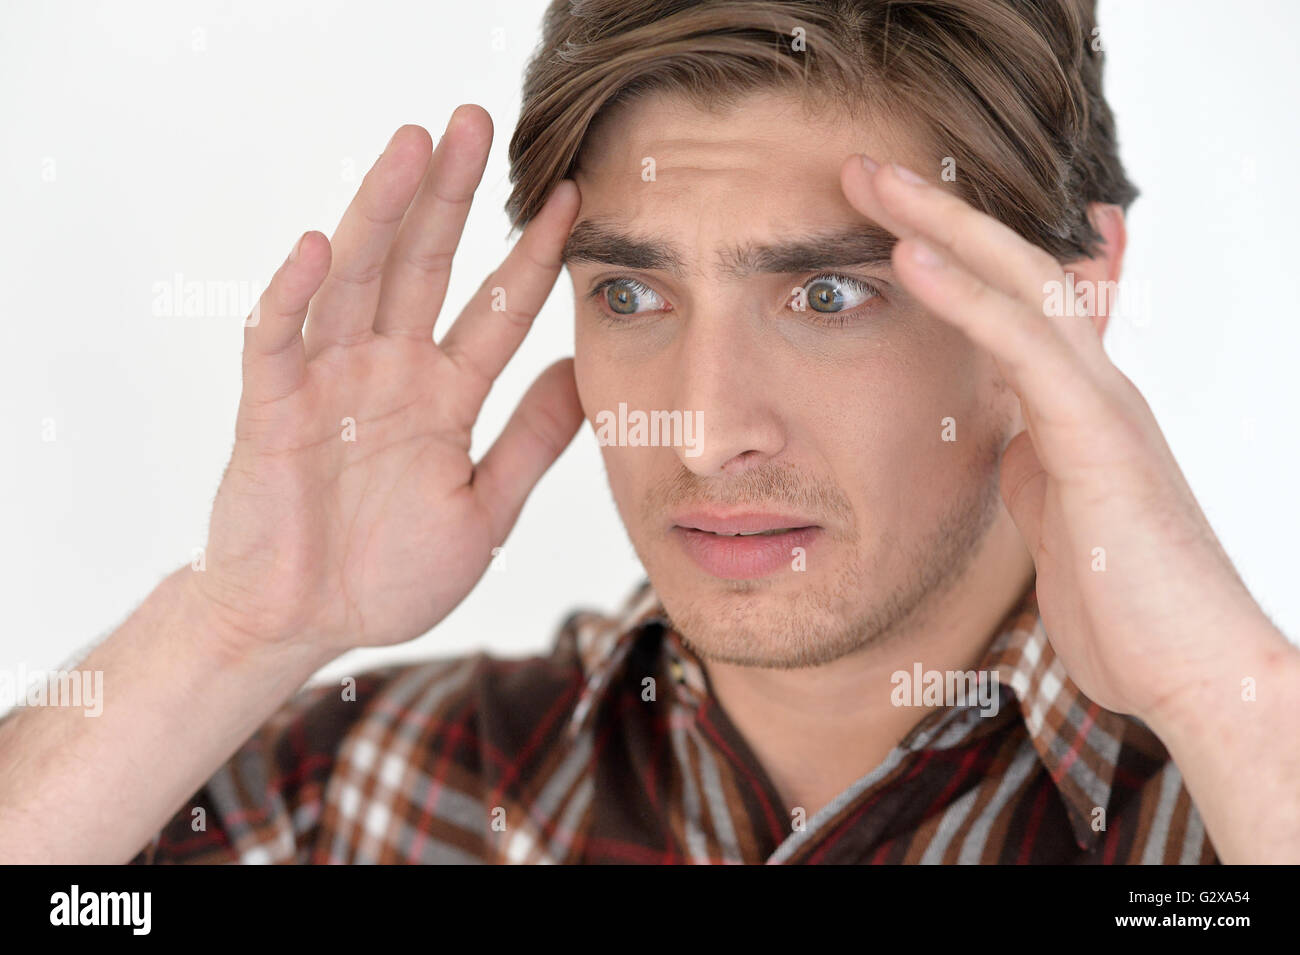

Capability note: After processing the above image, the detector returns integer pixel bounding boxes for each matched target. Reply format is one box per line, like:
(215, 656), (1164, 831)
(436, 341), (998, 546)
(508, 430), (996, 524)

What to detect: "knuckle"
(961, 272), (999, 309)
(427, 184), (474, 209)
(513, 232), (562, 272)
(442, 342), (493, 391)
(405, 245), (455, 277)
(520, 402), (567, 456)
(500, 305), (537, 329)
(329, 258), (385, 289)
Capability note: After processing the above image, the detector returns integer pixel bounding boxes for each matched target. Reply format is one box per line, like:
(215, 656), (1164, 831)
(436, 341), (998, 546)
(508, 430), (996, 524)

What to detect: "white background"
(2, 0), (1297, 704)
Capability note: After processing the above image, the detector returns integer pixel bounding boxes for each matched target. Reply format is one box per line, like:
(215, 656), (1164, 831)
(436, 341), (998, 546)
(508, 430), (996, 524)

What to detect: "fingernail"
(892, 163), (927, 185)
(289, 232), (306, 261)
(909, 239), (944, 268)
(859, 154), (879, 173)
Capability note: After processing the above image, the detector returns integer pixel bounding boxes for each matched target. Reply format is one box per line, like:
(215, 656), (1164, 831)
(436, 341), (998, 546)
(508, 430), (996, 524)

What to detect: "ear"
(1062, 202), (1127, 339)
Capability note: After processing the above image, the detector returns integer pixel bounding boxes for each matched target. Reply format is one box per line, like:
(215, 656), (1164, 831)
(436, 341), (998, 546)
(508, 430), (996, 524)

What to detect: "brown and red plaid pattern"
(131, 578), (1216, 864)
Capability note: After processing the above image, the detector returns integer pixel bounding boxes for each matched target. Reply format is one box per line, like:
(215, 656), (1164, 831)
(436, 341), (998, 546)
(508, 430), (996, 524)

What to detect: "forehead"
(571, 88), (927, 254)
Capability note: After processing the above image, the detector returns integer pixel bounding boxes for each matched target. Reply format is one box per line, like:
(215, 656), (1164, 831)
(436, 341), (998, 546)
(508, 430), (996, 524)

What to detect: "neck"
(703, 511), (1035, 821)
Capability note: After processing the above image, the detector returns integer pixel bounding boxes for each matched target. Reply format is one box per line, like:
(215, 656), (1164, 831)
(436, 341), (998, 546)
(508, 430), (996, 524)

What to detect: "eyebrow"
(561, 218), (898, 278)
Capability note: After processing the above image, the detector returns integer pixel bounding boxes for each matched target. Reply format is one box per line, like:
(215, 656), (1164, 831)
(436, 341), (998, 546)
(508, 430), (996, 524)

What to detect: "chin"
(648, 544), (879, 669)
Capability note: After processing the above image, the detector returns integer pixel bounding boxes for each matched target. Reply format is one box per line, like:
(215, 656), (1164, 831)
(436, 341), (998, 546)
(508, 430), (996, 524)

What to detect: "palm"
(195, 111), (583, 653)
(221, 338), (487, 648)
(1005, 386), (1229, 715)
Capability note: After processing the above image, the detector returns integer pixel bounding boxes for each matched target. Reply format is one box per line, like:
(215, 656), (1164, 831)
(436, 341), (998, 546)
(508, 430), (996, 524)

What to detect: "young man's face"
(566, 89), (1022, 669)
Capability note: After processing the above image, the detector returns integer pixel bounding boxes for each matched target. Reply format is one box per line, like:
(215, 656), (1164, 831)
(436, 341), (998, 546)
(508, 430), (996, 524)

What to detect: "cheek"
(573, 334), (656, 521)
(810, 344), (996, 497)
(572, 324), (604, 422)
(600, 447), (639, 513)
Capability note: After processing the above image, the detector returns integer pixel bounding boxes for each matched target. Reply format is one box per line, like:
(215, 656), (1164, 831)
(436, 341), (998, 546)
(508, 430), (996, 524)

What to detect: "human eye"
(588, 276), (671, 321)
(789, 272), (884, 327)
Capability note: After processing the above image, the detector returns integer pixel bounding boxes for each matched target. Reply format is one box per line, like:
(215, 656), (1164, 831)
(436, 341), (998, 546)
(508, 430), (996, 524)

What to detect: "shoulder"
(133, 592), (648, 864)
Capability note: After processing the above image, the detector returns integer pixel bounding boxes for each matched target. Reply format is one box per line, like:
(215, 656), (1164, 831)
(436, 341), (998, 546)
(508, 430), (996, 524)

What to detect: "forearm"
(1144, 615), (1300, 864)
(0, 566), (336, 863)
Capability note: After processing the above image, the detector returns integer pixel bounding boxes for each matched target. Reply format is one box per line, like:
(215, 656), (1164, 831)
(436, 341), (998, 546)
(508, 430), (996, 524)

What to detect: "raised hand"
(191, 107), (583, 656)
(838, 154), (1289, 726)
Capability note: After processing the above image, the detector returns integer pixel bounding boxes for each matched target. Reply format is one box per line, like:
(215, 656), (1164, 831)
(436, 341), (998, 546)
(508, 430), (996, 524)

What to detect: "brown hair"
(505, 0), (1137, 263)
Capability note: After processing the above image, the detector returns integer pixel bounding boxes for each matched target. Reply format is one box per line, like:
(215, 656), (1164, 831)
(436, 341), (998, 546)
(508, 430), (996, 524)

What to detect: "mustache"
(641, 461), (856, 533)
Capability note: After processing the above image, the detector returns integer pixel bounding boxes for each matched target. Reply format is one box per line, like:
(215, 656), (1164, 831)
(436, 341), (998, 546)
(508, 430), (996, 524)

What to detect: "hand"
(190, 107), (583, 657)
(839, 155), (1285, 725)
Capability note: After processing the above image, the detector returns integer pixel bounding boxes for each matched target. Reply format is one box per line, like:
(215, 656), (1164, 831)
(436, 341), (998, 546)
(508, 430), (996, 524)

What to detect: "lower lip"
(672, 526), (822, 580)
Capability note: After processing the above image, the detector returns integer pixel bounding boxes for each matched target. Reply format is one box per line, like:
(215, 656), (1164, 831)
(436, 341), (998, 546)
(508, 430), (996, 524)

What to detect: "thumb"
(999, 429), (1047, 555)
(472, 358), (584, 546)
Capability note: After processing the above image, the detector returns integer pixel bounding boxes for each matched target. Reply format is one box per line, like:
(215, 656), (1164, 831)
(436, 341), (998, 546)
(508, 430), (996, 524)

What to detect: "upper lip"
(670, 510), (820, 535)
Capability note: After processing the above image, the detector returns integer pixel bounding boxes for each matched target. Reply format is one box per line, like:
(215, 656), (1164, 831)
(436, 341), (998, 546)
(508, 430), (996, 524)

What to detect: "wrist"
(167, 566), (339, 685)
(1140, 609), (1298, 741)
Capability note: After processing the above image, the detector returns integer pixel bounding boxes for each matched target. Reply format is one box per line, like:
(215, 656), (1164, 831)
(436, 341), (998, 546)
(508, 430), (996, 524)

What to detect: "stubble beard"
(640, 426), (1009, 670)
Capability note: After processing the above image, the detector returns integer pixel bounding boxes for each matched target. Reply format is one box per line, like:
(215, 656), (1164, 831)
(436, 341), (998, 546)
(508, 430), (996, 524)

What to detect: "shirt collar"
(973, 584), (1129, 849)
(565, 576), (1128, 851)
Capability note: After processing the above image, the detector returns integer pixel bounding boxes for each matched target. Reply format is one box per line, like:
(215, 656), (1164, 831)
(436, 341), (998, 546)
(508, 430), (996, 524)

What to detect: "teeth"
(717, 529), (787, 536)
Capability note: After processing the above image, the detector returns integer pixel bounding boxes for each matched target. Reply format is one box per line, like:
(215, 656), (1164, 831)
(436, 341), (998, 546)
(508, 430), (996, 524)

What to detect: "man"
(1, 0), (1295, 864)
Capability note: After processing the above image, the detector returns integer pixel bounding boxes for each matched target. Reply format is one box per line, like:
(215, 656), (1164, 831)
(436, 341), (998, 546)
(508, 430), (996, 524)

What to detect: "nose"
(668, 310), (786, 477)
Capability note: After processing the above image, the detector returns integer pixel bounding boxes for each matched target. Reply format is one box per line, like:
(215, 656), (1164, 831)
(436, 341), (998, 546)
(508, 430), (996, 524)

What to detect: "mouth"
(669, 512), (823, 580)
(697, 528), (798, 537)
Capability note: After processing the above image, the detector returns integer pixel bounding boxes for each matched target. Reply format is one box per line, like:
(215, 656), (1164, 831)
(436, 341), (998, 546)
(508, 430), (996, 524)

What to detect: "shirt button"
(669, 659), (685, 683)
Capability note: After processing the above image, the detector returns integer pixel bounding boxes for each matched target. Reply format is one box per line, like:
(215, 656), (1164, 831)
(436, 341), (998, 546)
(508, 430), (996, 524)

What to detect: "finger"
(999, 429), (1047, 556)
(302, 124), (433, 357)
(863, 159), (1110, 365)
(848, 158), (1112, 371)
(241, 231), (331, 404)
(373, 106), (493, 340)
(841, 155), (1065, 313)
(472, 358), (584, 546)
(438, 179), (581, 415)
(891, 235), (1106, 425)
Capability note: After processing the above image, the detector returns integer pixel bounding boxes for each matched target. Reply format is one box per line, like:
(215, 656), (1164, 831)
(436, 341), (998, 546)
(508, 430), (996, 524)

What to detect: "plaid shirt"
(130, 578), (1216, 864)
